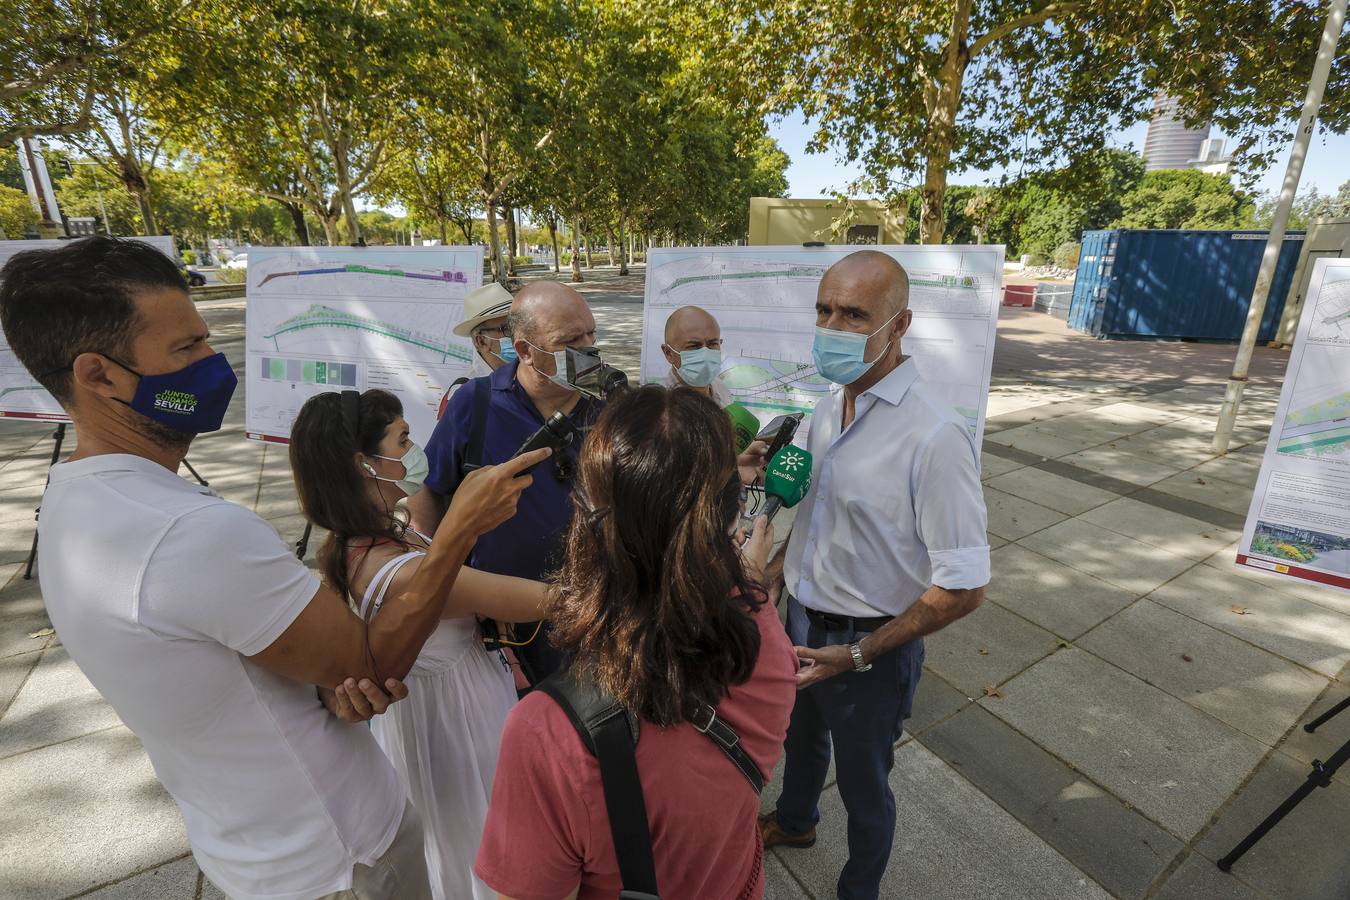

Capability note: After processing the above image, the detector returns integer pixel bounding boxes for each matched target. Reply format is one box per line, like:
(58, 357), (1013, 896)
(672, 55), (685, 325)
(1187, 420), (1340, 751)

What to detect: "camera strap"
(538, 672), (658, 900)
(539, 671), (766, 899)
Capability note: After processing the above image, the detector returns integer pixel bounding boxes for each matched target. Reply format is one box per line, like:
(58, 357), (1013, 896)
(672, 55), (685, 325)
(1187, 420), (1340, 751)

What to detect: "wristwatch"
(849, 642), (871, 672)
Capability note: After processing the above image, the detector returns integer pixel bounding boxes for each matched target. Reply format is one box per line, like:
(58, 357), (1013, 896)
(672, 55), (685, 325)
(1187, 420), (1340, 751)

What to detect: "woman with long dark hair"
(474, 386), (798, 899)
(290, 389), (546, 900)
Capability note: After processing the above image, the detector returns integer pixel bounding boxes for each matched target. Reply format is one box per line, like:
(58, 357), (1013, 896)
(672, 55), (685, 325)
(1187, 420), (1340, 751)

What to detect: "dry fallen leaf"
(978, 647), (990, 656)
(27, 627), (54, 639)
(1056, 639), (1073, 649)
(982, 685), (1006, 699)
(1230, 606), (1249, 615)
(1181, 653), (1193, 662)
(1195, 477), (1207, 485)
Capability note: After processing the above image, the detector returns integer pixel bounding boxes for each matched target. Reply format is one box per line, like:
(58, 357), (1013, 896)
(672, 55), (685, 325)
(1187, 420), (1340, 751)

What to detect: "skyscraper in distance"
(1142, 93), (1211, 171)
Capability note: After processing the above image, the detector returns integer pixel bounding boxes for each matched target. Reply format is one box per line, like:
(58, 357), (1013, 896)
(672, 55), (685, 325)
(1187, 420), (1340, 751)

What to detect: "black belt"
(803, 606), (892, 633)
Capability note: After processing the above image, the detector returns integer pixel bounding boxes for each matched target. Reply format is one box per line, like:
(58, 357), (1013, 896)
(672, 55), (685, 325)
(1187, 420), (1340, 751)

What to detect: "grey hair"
(507, 306), (537, 344)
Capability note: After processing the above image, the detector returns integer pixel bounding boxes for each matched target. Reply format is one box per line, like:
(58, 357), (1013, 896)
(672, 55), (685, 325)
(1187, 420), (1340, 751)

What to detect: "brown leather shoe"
(758, 812), (817, 849)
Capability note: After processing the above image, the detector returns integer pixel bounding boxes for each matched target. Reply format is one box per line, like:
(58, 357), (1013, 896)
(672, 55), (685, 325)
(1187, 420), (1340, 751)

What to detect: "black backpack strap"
(538, 673), (659, 900)
(461, 374), (493, 475)
(689, 704), (764, 794)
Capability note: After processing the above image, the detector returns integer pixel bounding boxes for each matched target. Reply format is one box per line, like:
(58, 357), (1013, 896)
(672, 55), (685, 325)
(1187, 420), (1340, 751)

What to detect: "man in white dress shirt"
(660, 305), (734, 406)
(758, 250), (990, 900)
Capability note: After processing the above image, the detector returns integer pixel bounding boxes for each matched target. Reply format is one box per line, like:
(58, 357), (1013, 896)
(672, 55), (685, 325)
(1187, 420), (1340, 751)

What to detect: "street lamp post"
(1212, 0), (1348, 454)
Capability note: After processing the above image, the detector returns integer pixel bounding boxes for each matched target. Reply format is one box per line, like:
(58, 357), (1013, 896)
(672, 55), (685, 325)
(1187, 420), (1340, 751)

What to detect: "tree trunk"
(485, 202), (503, 283)
(438, 219), (447, 244)
(570, 216), (584, 283)
(583, 231), (593, 269)
(547, 215), (560, 274)
(919, 0), (972, 244)
(605, 228), (616, 266)
(282, 201), (310, 246)
(617, 216), (629, 276)
(340, 190), (361, 244)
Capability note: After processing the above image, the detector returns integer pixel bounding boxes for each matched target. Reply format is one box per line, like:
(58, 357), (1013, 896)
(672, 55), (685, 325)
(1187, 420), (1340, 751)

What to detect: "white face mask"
(524, 340), (575, 391)
(366, 443), (429, 496)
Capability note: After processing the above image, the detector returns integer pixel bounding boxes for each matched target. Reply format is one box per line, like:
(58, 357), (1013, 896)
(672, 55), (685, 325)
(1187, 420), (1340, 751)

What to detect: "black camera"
(563, 346), (629, 399)
(512, 411), (577, 476)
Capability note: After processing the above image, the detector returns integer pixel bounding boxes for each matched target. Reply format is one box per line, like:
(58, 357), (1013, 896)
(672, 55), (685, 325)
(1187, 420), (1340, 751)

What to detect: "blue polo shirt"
(424, 360), (599, 582)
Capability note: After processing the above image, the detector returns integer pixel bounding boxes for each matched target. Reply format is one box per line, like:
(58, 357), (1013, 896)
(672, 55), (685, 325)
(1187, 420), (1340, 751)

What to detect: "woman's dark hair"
(290, 389), (408, 605)
(550, 385), (763, 727)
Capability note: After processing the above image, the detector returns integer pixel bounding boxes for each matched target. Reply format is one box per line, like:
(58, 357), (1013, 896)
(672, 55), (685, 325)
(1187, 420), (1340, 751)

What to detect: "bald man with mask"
(412, 281), (604, 683)
(661, 305), (733, 407)
(759, 251), (989, 899)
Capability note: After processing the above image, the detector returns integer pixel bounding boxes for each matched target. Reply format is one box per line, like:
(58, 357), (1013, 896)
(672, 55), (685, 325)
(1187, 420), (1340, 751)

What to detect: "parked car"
(178, 262), (207, 287)
(222, 254), (248, 270)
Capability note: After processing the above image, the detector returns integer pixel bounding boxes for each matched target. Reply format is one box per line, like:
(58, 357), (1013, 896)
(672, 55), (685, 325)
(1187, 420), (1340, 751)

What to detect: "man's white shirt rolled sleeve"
(784, 359), (990, 619)
(914, 422), (991, 591)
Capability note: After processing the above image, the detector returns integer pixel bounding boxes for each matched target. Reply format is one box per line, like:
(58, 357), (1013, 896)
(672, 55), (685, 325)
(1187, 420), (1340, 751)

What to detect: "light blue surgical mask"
(524, 340), (575, 391)
(811, 310), (902, 385)
(673, 346), (721, 387)
(368, 443), (430, 497)
(494, 337), (517, 363)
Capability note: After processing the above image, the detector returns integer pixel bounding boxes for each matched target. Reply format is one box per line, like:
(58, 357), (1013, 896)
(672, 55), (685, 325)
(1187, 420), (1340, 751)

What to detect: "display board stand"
(23, 423), (210, 580)
(1218, 696), (1350, 871)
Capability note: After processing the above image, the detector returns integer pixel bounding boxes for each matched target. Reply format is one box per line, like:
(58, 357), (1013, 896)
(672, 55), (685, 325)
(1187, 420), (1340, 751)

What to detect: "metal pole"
(90, 167), (111, 236)
(1213, 0), (1348, 454)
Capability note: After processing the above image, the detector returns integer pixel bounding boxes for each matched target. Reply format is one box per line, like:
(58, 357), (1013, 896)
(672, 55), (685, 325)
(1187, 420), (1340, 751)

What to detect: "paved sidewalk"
(2, 269), (1348, 899)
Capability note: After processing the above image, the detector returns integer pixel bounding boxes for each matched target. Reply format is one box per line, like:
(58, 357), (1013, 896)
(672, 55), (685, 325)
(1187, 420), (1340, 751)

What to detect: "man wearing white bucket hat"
(439, 282), (516, 418)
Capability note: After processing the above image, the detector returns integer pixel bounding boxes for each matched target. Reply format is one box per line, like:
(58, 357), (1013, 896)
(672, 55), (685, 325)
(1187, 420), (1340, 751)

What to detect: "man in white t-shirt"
(0, 237), (548, 900)
(660, 305), (734, 407)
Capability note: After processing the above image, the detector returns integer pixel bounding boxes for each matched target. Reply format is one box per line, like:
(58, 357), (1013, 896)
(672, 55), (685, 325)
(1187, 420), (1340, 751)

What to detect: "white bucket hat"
(453, 282), (514, 337)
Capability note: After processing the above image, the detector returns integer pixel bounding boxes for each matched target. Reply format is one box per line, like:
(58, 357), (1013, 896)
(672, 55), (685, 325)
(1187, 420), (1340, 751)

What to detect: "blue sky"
(767, 114), (1350, 201)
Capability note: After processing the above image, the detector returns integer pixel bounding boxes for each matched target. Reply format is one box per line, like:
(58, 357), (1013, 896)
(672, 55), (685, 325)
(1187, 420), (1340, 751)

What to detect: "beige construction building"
(747, 197), (906, 246)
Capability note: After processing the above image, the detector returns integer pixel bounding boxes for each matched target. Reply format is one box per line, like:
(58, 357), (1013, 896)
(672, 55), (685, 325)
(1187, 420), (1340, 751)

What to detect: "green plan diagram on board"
(639, 246), (1003, 446)
(244, 246), (483, 445)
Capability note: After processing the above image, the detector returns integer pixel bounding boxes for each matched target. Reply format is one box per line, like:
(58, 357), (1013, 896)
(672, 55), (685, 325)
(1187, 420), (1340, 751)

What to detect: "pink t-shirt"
(475, 594), (798, 900)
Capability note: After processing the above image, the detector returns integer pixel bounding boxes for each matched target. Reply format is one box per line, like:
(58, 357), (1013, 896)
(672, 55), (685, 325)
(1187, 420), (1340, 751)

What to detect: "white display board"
(1238, 257), (1350, 594)
(0, 236), (177, 423)
(244, 245), (484, 445)
(638, 245), (1004, 447)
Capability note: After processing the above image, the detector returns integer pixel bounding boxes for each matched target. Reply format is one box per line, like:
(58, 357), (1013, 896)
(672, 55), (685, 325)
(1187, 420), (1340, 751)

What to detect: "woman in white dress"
(290, 389), (546, 900)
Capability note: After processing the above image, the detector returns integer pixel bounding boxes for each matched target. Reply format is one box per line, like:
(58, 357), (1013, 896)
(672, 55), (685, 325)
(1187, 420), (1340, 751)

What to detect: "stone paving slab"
(977, 451), (1025, 480)
(1194, 748), (1350, 899)
(920, 704), (1183, 900)
(0, 650), (40, 721)
(986, 544), (1139, 640)
(1018, 518), (1198, 597)
(984, 465), (1119, 517)
(1201, 542), (1350, 619)
(1076, 600), (1328, 746)
(984, 423), (1091, 459)
(83, 856), (199, 899)
(773, 741), (1111, 900)
(1058, 445), (1185, 487)
(1147, 565), (1350, 679)
(0, 574), (56, 661)
(1274, 684), (1350, 790)
(1079, 497), (1239, 562)
(983, 648), (1270, 839)
(983, 485), (1069, 541)
(0, 726), (188, 900)
(0, 646), (124, 760)
(1151, 853), (1272, 900)
(1149, 470), (1255, 517)
(924, 600), (1059, 695)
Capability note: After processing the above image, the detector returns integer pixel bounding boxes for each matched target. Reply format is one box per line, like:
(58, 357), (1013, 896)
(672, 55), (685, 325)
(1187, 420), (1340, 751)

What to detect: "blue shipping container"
(1067, 229), (1306, 341)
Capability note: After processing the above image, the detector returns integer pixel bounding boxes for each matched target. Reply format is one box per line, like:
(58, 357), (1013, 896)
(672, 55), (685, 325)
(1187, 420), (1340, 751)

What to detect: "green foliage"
(181, 249), (196, 265)
(1113, 170), (1254, 230)
(0, 184), (38, 238)
(1253, 179), (1350, 230)
(1053, 242), (1081, 270)
(216, 266), (247, 284)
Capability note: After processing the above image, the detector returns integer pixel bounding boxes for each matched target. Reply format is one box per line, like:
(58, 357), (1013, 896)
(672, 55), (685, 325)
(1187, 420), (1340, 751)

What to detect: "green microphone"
(748, 445), (813, 536)
(725, 401), (760, 455)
